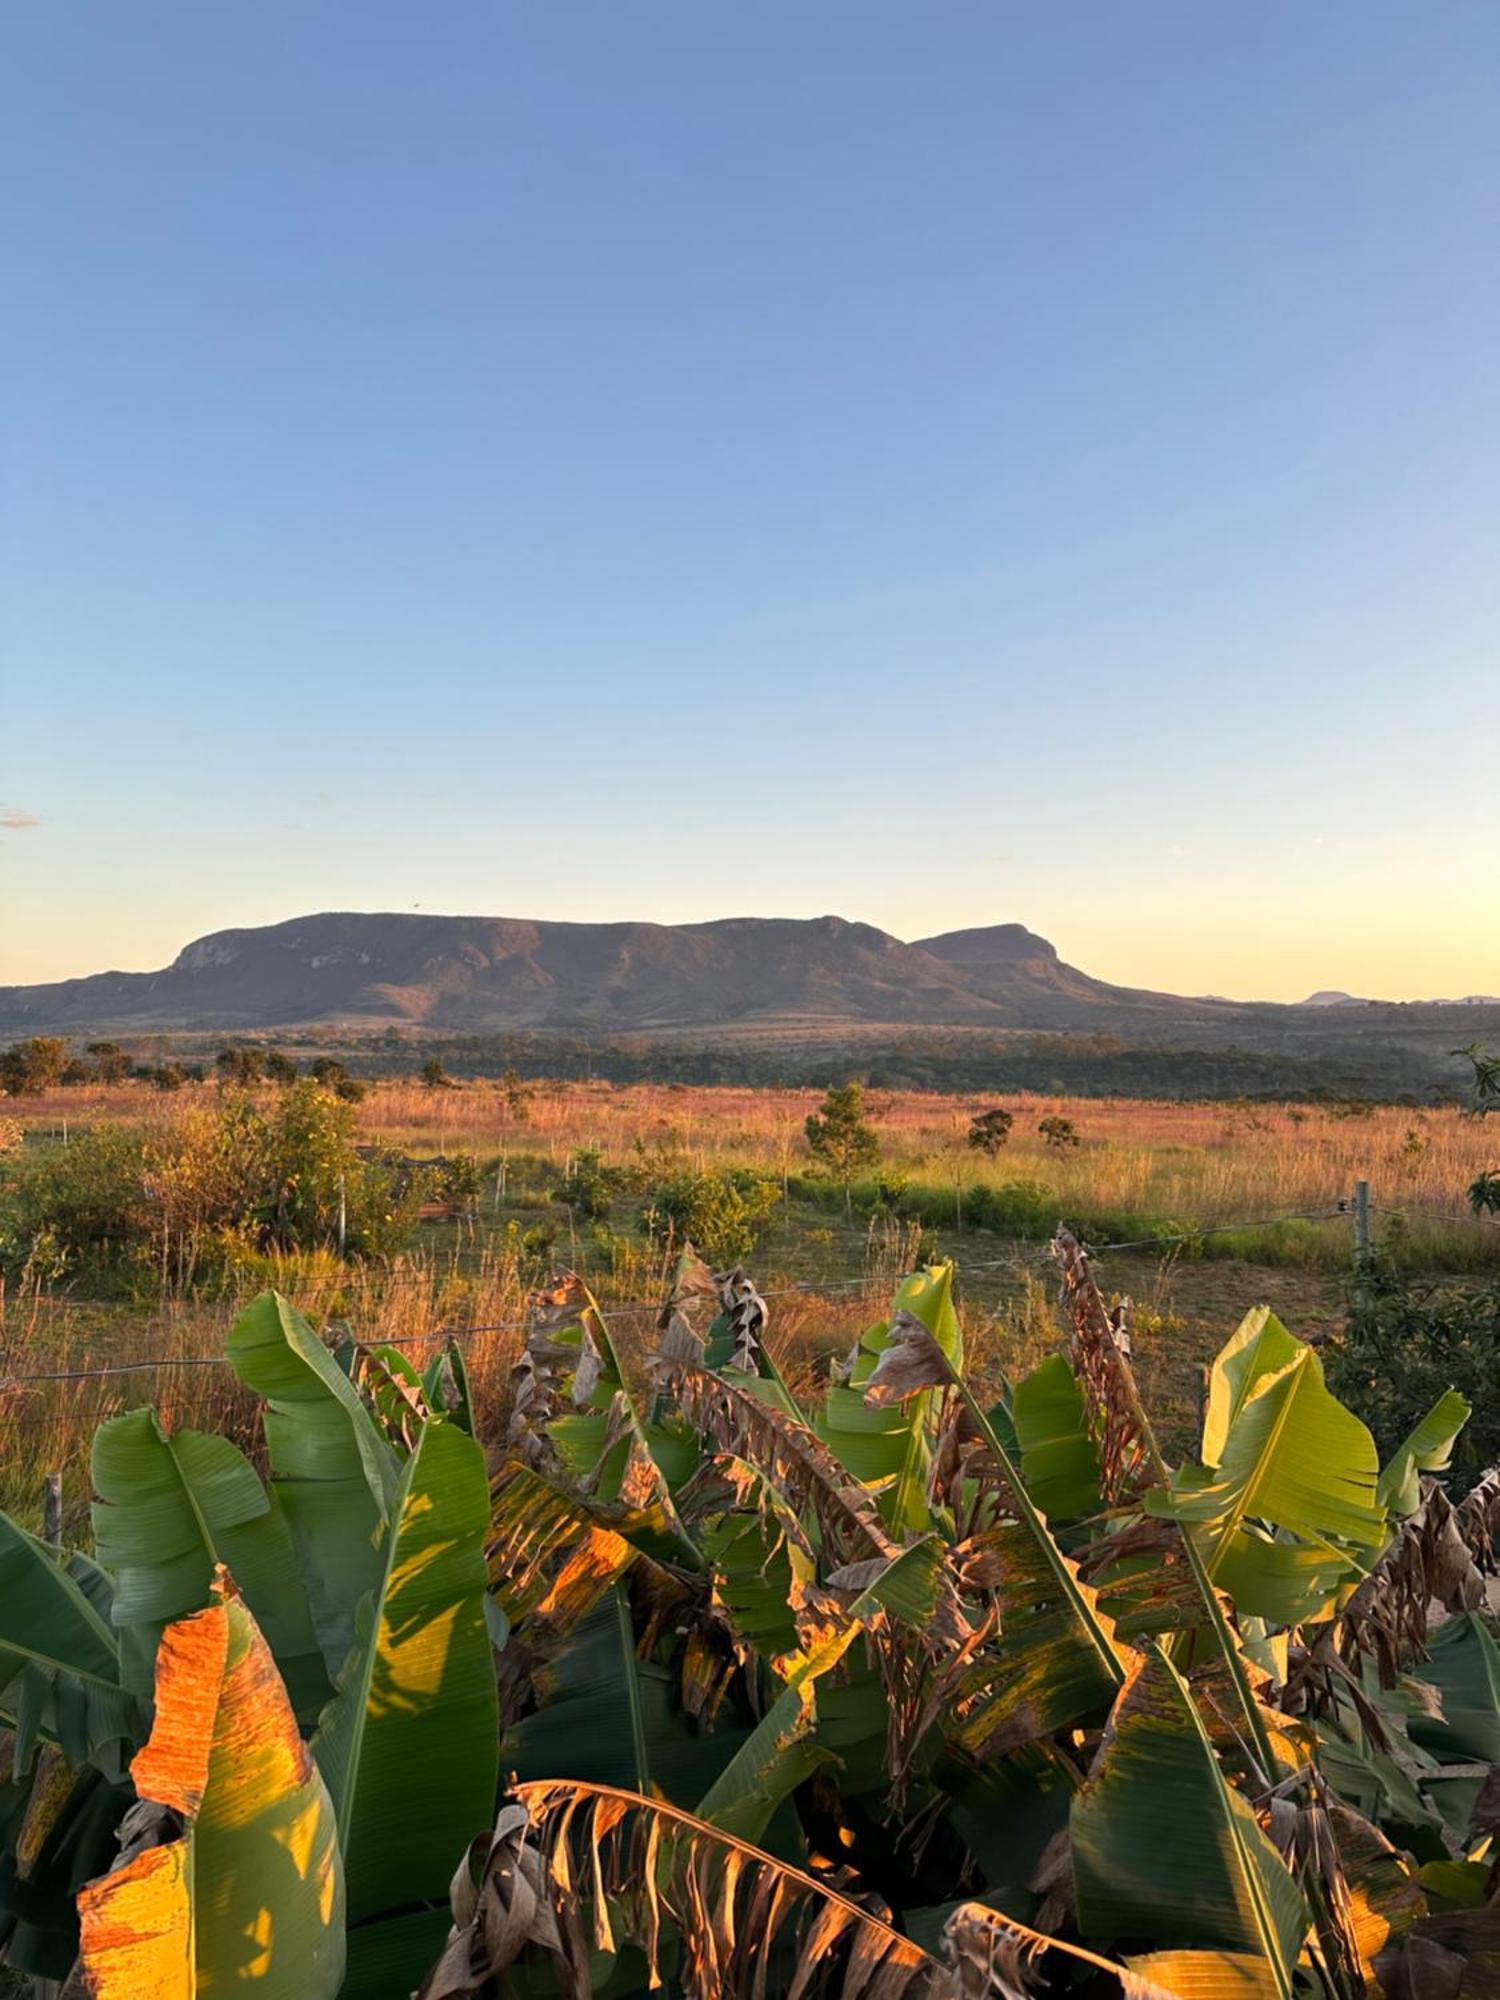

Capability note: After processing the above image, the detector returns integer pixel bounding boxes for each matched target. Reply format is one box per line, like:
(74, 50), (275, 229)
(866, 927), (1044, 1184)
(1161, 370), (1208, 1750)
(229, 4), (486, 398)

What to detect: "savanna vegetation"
(3, 1042), (1499, 1993)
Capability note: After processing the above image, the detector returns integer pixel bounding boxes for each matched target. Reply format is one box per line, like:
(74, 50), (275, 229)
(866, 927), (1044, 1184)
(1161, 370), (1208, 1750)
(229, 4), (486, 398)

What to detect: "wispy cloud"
(0, 806), (41, 830)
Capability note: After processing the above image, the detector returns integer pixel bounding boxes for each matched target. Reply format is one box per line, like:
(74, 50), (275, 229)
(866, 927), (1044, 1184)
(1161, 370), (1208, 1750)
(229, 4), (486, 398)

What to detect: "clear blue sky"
(3, 3), (1497, 1000)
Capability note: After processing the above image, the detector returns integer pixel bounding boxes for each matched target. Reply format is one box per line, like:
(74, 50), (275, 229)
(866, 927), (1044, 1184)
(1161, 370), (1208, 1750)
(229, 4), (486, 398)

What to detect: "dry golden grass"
(4, 1074), (1492, 1531)
(16, 1076), (1492, 1228)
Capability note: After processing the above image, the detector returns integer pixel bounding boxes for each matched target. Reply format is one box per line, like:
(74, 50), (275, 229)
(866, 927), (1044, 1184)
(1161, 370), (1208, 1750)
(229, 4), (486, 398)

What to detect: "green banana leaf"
(1200, 1307), (1301, 1468)
(693, 1455), (818, 1663)
(1408, 1612), (1500, 1765)
(1071, 1650), (1307, 2000)
(422, 1340), (474, 1435)
(1160, 1344), (1387, 1625)
(90, 1408), (328, 1716)
(817, 1263), (961, 1535)
(1377, 1390), (1472, 1516)
(312, 1417), (497, 1977)
(228, 1290), (398, 1675)
(507, 1584), (756, 1809)
(0, 1512), (137, 1776)
(692, 1679), (831, 1843)
(1012, 1353), (1104, 1522)
(74, 1587), (345, 2000)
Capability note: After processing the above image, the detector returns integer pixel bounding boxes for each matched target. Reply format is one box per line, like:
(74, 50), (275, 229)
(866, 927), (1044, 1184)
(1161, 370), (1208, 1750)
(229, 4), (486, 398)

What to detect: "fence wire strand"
(0, 1202), (1357, 1390)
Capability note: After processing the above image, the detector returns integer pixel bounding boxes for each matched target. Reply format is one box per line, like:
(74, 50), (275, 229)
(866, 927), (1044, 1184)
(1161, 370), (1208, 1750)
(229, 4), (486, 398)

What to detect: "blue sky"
(3, 3), (1497, 999)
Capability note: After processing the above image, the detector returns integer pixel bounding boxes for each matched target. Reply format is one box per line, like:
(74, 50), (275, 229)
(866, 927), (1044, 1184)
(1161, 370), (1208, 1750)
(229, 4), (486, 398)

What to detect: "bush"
(552, 1146), (615, 1222)
(967, 1108), (1013, 1157)
(1038, 1115), (1081, 1150)
(0, 1083), (422, 1294)
(962, 1178), (1060, 1239)
(1324, 1262), (1500, 1487)
(0, 1036), (70, 1096)
(641, 1169), (780, 1267)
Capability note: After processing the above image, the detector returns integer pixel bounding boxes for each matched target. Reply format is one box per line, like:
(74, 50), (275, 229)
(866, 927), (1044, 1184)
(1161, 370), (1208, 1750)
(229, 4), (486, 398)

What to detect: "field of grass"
(3, 1075), (1494, 1533)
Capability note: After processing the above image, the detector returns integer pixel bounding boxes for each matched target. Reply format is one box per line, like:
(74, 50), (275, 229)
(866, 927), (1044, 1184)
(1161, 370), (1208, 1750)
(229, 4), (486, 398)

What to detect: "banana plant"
(90, 1406), (329, 1717)
(74, 1576), (345, 2000)
(817, 1262), (962, 1535)
(1071, 1649), (1308, 2000)
(228, 1291), (399, 1677)
(314, 1416), (498, 2000)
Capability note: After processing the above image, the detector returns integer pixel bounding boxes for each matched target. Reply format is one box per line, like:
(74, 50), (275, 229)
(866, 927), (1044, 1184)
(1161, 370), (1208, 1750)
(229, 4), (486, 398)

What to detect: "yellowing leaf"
(77, 1577), (345, 2000)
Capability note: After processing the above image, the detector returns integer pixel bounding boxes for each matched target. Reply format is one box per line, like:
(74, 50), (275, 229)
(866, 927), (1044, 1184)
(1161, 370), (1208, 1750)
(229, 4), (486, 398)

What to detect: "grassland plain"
(2, 1075), (1495, 1534)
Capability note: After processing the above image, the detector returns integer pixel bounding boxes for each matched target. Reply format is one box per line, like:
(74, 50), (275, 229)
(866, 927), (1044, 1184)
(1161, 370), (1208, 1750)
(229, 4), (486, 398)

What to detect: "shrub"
(1324, 1261), (1500, 1486)
(1038, 1114), (1081, 1149)
(0, 1036), (70, 1096)
(963, 1178), (1060, 1238)
(967, 1108), (1013, 1157)
(215, 1046), (264, 1086)
(552, 1146), (614, 1222)
(0, 1083), (421, 1293)
(641, 1168), (780, 1267)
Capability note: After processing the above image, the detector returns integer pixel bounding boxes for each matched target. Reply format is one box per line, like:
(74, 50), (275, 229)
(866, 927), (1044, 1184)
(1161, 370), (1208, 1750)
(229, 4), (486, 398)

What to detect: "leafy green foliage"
(0, 1084), (426, 1292)
(641, 1167), (780, 1266)
(0, 1037), (70, 1097)
(966, 1108), (1013, 1157)
(804, 1081), (880, 1206)
(1326, 1261), (1500, 1486)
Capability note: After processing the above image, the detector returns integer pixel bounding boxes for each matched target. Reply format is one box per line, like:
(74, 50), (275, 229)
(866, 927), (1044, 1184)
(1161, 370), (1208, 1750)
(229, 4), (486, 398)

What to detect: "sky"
(2, 4), (1497, 1003)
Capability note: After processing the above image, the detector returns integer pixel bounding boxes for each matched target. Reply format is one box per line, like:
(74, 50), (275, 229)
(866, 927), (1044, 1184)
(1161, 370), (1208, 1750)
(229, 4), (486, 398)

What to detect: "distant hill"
(0, 910), (1250, 1036)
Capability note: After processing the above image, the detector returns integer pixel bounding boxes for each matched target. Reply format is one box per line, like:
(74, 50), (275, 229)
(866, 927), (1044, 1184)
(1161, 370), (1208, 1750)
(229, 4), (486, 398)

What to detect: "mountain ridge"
(1, 911), (1492, 1039)
(0, 909), (1251, 1036)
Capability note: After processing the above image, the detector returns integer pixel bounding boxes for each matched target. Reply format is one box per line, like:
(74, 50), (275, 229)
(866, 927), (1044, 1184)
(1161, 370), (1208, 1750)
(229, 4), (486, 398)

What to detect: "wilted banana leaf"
(518, 1274), (697, 1564)
(858, 1312), (1130, 1754)
(1326, 1800), (1427, 1983)
(90, 1408), (328, 1716)
(1377, 1389), (1472, 1516)
(1160, 1345), (1387, 1626)
(0, 1512), (138, 1780)
(949, 1519), (1130, 1760)
(817, 1264), (961, 1536)
(487, 1460), (662, 1635)
(420, 1778), (946, 2000)
(1071, 1650), (1307, 2000)
(1012, 1353), (1103, 1523)
(228, 1290), (398, 1675)
(312, 1417), (497, 1973)
(75, 1580), (345, 2000)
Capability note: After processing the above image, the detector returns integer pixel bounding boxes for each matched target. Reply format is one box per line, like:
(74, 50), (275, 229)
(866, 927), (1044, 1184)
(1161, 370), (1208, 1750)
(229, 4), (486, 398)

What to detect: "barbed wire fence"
(0, 1198), (1365, 1393)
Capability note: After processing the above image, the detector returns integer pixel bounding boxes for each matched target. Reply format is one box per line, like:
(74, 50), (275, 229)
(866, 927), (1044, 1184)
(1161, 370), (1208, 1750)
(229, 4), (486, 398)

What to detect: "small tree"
(805, 1081), (880, 1219)
(420, 1058), (453, 1091)
(85, 1040), (131, 1085)
(0, 1036), (70, 1096)
(215, 1046), (264, 1087)
(264, 1050), (299, 1086)
(502, 1068), (533, 1122)
(1038, 1114), (1081, 1150)
(1456, 1044), (1500, 1215)
(967, 1108), (1014, 1158)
